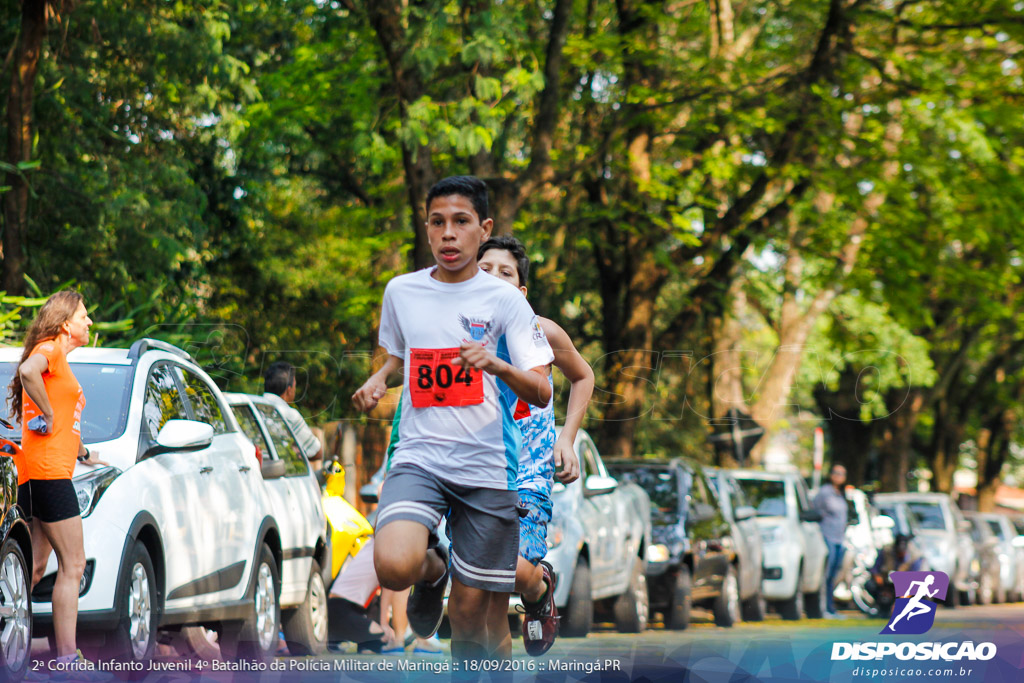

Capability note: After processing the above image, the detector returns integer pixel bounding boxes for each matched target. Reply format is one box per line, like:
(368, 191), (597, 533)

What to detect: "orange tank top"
(19, 341), (85, 482)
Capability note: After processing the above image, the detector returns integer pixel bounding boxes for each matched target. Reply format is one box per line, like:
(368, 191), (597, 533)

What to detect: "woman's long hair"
(7, 290), (83, 422)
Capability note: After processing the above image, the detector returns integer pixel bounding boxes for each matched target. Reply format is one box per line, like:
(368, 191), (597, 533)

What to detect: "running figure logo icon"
(882, 571), (949, 635)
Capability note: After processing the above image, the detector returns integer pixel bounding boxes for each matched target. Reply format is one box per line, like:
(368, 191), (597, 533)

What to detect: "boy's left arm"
(542, 319), (594, 484)
(454, 342), (551, 407)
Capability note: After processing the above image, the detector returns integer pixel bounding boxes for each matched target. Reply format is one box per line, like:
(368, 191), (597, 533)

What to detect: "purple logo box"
(882, 571), (949, 635)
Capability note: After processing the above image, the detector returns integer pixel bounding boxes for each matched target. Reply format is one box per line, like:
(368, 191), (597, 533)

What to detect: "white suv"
(223, 392), (328, 655)
(731, 470), (828, 620)
(0, 339), (329, 666)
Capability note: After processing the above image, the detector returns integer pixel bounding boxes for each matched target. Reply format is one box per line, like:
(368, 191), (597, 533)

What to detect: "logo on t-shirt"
(459, 314), (494, 345)
(530, 316), (547, 347)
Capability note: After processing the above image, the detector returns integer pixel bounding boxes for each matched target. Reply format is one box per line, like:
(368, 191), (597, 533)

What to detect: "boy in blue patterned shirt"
(478, 236), (594, 655)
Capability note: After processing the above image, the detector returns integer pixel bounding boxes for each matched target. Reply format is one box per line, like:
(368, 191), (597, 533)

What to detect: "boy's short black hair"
(478, 236), (530, 288)
(264, 361), (296, 397)
(426, 175), (489, 222)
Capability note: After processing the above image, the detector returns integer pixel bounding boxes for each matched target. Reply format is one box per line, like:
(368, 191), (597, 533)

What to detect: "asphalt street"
(26, 605), (1024, 682)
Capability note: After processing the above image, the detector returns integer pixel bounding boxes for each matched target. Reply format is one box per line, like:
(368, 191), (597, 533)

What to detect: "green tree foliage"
(3, 0), (1024, 501)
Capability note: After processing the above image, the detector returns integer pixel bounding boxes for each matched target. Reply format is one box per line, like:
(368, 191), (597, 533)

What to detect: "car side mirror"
(261, 458), (286, 480)
(359, 482), (379, 504)
(800, 509), (823, 523)
(734, 505), (756, 522)
(146, 420), (213, 458)
(691, 502), (715, 522)
(584, 474), (617, 496)
(874, 514), (896, 530)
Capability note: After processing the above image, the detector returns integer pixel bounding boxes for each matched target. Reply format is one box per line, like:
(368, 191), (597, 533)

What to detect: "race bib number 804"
(409, 348), (484, 408)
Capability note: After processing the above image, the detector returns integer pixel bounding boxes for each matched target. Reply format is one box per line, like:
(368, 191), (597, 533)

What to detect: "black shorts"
(376, 463), (519, 592)
(18, 479), (80, 523)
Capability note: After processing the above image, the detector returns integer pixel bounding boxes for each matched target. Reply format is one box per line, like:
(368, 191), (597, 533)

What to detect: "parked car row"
(837, 491), (1024, 611)
(10, 337), (1024, 669)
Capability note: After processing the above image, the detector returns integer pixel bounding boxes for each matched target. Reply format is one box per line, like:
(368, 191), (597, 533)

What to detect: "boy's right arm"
(352, 354), (404, 413)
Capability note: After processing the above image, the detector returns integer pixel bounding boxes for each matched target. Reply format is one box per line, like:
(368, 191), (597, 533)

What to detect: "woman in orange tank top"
(7, 290), (102, 671)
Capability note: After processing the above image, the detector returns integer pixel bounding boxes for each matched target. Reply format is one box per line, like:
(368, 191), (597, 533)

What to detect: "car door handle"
(199, 466), (213, 474)
(238, 465), (251, 473)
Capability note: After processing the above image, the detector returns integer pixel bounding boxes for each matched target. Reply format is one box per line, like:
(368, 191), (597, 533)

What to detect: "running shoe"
(406, 545), (449, 639)
(412, 635), (445, 655)
(47, 650), (114, 682)
(521, 561), (558, 656)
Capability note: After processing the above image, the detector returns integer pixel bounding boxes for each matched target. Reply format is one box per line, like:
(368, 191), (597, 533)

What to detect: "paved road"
(27, 605), (1024, 682)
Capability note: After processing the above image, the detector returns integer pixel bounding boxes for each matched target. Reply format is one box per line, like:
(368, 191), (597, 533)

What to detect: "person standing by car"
(814, 463), (849, 618)
(263, 361), (323, 462)
(7, 290), (108, 677)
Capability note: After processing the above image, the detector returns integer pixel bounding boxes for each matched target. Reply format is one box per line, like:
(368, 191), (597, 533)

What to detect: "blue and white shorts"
(518, 490), (553, 565)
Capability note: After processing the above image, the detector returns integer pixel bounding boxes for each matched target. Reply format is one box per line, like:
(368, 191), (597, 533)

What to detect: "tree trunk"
(814, 368), (875, 486)
(2, 0), (48, 294)
(976, 408), (1013, 512)
(877, 388), (926, 491)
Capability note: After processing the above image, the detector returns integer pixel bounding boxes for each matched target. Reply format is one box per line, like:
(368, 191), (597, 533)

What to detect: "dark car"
(0, 431), (34, 682)
(606, 458), (752, 629)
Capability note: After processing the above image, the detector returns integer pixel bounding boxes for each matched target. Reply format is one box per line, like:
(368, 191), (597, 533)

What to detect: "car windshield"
(987, 519), (1005, 540)
(611, 466), (679, 520)
(904, 502), (947, 531)
(1015, 518), (1024, 536)
(735, 478), (787, 517)
(0, 361), (133, 443)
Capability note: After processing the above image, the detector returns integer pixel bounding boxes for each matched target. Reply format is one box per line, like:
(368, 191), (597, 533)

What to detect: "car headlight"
(760, 527), (783, 544)
(646, 544), (670, 563)
(547, 522), (564, 549)
(73, 466), (121, 518)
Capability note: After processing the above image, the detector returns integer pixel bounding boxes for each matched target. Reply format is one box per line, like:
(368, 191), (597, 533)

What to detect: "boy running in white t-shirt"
(477, 236), (594, 656)
(352, 176), (554, 661)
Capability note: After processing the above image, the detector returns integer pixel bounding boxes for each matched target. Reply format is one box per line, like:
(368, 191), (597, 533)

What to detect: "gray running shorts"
(376, 462), (519, 592)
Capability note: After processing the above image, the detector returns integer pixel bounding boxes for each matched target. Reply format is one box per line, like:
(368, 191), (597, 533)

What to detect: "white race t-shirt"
(379, 267), (554, 490)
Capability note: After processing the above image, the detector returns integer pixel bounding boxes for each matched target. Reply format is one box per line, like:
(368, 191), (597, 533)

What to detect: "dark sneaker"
(407, 545), (449, 638)
(521, 561), (558, 656)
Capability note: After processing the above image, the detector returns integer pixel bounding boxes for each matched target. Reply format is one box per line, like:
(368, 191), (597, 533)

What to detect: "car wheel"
(944, 570), (961, 608)
(106, 540), (158, 674)
(804, 588), (825, 619)
(561, 557), (593, 638)
(778, 561), (802, 618)
(176, 626), (221, 660)
(713, 565), (741, 627)
(0, 537), (31, 682)
(978, 572), (994, 606)
(665, 566), (691, 631)
(850, 576), (880, 618)
(742, 588), (767, 622)
(220, 544), (280, 662)
(282, 559), (328, 655)
(613, 557), (648, 633)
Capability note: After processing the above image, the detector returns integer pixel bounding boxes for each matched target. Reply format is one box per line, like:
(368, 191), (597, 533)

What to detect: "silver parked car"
(972, 512), (1024, 603)
(706, 469), (767, 622)
(532, 429), (653, 637)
